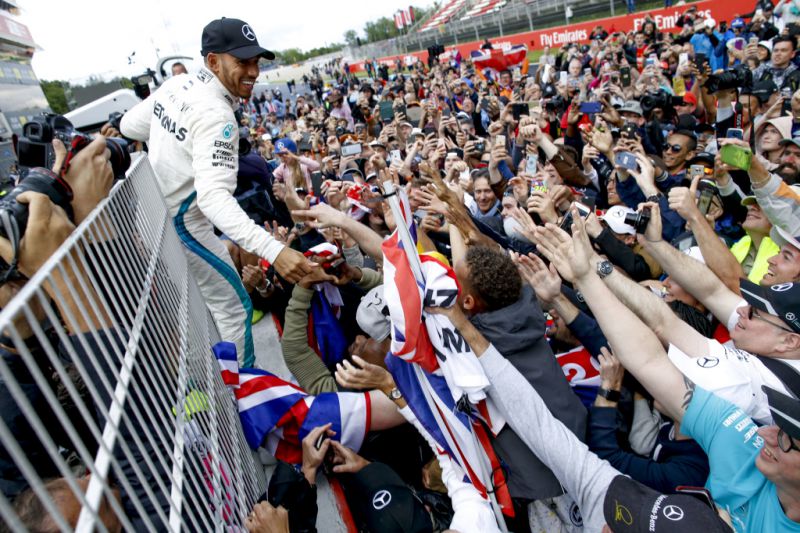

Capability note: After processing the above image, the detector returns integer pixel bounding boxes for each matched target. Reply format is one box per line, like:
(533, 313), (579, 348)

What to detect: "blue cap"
(274, 137), (297, 154)
(732, 17), (745, 28)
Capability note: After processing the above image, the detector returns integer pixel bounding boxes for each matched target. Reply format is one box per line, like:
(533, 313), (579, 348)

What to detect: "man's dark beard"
(774, 163), (799, 185)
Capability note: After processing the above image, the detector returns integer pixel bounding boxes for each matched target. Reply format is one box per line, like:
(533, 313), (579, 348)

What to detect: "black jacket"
(470, 286), (588, 500)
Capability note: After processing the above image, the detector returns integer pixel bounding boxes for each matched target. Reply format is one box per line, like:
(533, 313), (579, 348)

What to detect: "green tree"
(40, 80), (68, 114)
(364, 17), (398, 43)
(344, 30), (359, 47)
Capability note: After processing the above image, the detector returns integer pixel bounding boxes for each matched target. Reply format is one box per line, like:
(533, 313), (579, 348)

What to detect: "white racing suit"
(121, 67), (284, 367)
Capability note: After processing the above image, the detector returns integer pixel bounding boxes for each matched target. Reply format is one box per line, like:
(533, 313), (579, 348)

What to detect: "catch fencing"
(0, 155), (266, 532)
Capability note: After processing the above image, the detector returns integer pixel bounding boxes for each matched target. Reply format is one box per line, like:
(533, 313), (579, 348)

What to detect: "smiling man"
(121, 17), (312, 366)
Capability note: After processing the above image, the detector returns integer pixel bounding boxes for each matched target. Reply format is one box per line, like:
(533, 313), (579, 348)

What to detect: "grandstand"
(419, 0), (468, 32)
(460, 0), (508, 21)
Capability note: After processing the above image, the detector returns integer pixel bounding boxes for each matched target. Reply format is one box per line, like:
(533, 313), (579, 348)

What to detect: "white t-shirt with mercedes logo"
(667, 305), (800, 425)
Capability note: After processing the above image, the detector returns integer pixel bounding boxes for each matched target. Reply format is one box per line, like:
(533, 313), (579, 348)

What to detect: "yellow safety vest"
(730, 236), (780, 284)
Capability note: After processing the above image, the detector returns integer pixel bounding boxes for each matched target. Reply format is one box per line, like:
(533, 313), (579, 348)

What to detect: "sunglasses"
(663, 143), (684, 153)
(778, 428), (800, 453)
(748, 306), (795, 334)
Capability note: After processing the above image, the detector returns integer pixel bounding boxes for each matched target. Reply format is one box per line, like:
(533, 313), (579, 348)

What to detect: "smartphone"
(615, 151), (639, 170)
(341, 143), (363, 157)
(726, 128), (744, 140)
(526, 154), (538, 174)
(620, 66), (631, 88)
(679, 52), (689, 65)
(395, 104), (407, 118)
(696, 179), (717, 215)
(584, 67), (593, 78)
(676, 486), (716, 510)
(389, 149), (402, 163)
(689, 164), (705, 180)
(406, 106), (423, 124)
(311, 171), (323, 197)
(621, 122), (638, 139)
(782, 87), (794, 113)
(475, 138), (486, 153)
(495, 134), (506, 148)
(531, 179), (548, 193)
(560, 201), (592, 233)
(579, 101), (603, 114)
(441, 106), (452, 118)
(379, 100), (395, 122)
(749, 36), (760, 46)
(512, 102), (529, 120)
(529, 102), (542, 115)
(559, 71), (568, 85)
(720, 143), (753, 170)
(694, 53), (708, 69)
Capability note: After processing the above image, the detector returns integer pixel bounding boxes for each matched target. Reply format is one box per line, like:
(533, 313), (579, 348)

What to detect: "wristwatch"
(597, 387), (621, 402)
(645, 193), (663, 203)
(387, 387), (403, 401)
(596, 260), (614, 279)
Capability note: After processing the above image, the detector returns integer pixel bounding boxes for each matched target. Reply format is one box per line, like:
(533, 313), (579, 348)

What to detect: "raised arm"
(534, 212), (695, 423)
(292, 203), (385, 264)
(637, 202), (743, 325)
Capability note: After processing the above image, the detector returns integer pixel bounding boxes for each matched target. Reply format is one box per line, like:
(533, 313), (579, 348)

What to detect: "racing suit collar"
(196, 66), (240, 111)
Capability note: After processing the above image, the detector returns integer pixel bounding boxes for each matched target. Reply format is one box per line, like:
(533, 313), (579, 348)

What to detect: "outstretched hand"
(533, 207), (596, 283)
(511, 251), (561, 305)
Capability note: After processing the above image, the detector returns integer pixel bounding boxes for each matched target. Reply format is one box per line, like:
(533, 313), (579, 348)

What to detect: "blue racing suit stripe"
(174, 192), (255, 367)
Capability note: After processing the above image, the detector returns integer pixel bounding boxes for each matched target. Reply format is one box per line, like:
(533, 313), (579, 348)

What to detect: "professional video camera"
(704, 65), (752, 94)
(17, 114), (131, 180)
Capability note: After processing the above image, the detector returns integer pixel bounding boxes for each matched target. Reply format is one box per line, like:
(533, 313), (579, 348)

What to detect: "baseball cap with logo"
(601, 205), (636, 235)
(201, 18), (275, 60)
(739, 278), (800, 334)
(348, 462), (432, 533)
(603, 475), (733, 533)
(274, 138), (297, 155)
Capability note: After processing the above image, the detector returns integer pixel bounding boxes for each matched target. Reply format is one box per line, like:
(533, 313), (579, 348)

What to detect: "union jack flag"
(213, 342), (370, 464)
(380, 188), (513, 518)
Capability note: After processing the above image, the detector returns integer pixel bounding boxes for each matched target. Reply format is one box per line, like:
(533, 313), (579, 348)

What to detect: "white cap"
(704, 17), (716, 29)
(356, 286), (390, 342)
(601, 205), (636, 235)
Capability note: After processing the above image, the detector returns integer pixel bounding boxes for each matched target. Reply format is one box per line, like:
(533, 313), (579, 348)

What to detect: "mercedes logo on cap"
(662, 504), (684, 521)
(242, 24), (256, 41)
(372, 489), (392, 510)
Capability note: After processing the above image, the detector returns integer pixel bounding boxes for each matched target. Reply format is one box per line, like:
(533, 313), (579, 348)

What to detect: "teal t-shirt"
(683, 387), (800, 532)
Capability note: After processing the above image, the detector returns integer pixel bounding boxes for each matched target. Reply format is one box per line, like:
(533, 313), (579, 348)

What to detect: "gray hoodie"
(470, 285), (588, 500)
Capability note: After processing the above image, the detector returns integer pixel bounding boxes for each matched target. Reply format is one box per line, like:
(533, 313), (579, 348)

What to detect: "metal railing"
(0, 155), (266, 532)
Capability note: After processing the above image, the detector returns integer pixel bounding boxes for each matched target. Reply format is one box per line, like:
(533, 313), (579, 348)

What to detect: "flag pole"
(381, 180), (509, 532)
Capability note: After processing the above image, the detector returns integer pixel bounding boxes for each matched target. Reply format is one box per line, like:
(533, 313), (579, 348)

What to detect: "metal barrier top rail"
(0, 155), (266, 532)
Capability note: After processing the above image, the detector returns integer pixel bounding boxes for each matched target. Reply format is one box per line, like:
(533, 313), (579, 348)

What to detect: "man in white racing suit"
(121, 17), (312, 366)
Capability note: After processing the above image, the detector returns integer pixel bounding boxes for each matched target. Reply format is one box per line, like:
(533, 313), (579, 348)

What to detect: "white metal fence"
(0, 155), (266, 532)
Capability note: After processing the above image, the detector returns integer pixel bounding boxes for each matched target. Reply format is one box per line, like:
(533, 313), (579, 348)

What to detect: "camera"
(624, 207), (651, 234)
(640, 90), (671, 114)
(0, 168), (74, 279)
(704, 65), (752, 94)
(17, 114), (132, 180)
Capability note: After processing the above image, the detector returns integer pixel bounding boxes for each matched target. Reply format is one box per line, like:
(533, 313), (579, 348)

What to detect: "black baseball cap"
(348, 462), (432, 533)
(603, 476), (733, 533)
(763, 385), (800, 440)
(201, 18), (275, 60)
(740, 278), (800, 334)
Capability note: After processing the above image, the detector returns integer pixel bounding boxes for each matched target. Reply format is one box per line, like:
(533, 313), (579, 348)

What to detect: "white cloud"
(16, 0), (433, 82)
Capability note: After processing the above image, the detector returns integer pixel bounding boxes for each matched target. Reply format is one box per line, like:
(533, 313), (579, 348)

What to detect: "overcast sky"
(16, 0), (431, 82)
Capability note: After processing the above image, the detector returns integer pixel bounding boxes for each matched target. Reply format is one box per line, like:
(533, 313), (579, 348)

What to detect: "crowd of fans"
(2, 4), (800, 533)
